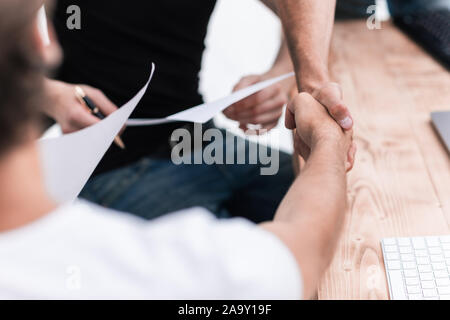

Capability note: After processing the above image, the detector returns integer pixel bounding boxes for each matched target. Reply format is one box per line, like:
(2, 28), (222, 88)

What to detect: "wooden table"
(317, 21), (450, 300)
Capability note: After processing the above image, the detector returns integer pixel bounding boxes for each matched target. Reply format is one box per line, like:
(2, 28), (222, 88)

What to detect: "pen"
(75, 86), (126, 150)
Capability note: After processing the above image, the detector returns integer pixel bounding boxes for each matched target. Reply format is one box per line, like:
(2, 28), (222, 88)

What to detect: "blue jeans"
(388, 0), (450, 16)
(335, 0), (376, 20)
(80, 129), (294, 223)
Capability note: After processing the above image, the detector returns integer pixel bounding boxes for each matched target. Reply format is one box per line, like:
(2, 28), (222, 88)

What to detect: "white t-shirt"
(0, 201), (302, 299)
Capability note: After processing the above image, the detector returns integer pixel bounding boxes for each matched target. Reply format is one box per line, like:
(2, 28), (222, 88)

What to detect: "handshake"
(286, 83), (357, 172)
(223, 72), (356, 171)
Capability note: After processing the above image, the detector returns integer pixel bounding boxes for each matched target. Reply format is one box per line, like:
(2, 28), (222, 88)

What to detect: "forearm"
(276, 140), (347, 225)
(275, 0), (336, 92)
(262, 139), (348, 298)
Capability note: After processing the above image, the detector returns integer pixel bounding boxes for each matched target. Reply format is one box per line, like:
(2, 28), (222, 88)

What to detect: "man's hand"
(44, 79), (118, 134)
(312, 82), (353, 130)
(223, 72), (294, 133)
(286, 91), (356, 172)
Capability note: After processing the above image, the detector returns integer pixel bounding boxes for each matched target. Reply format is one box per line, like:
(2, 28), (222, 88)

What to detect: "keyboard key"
(388, 261), (401, 270)
(412, 238), (426, 249)
(418, 265), (432, 273)
(420, 273), (434, 281)
(438, 287), (450, 295)
(408, 294), (423, 300)
(398, 238), (411, 246)
(388, 270), (407, 300)
(440, 295), (450, 300)
(402, 262), (416, 269)
(386, 252), (400, 260)
(400, 247), (413, 254)
(427, 237), (440, 247)
(407, 285), (421, 294)
(415, 250), (428, 257)
(432, 262), (446, 270)
(431, 255), (445, 262)
(446, 259), (450, 266)
(417, 257), (430, 265)
(440, 236), (450, 243)
(401, 254), (414, 262)
(404, 269), (418, 278)
(385, 245), (398, 253)
(442, 243), (450, 250)
(429, 247), (443, 255)
(423, 288), (438, 297)
(405, 278), (420, 286)
(383, 238), (396, 245)
(436, 278), (450, 287)
(435, 270), (448, 278)
(421, 281), (435, 289)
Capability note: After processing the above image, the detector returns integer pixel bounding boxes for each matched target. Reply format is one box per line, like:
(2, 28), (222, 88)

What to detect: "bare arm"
(261, 93), (356, 299)
(274, 0), (335, 92)
(272, 0), (353, 130)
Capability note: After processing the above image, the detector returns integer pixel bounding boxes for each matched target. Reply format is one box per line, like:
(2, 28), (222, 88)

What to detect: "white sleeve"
(141, 208), (303, 300)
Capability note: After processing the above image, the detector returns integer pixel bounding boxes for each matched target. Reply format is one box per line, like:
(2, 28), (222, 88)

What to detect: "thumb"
(313, 83), (353, 130)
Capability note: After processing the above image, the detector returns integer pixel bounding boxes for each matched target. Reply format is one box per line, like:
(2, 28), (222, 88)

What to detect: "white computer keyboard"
(382, 235), (450, 300)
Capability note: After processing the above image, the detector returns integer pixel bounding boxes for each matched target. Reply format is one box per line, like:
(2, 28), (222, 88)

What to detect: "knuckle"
(329, 103), (345, 116)
(274, 83), (282, 93)
(67, 110), (80, 125)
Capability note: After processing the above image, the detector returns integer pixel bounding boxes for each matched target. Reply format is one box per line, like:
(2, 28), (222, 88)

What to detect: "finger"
(82, 86), (118, 116)
(285, 98), (297, 130)
(239, 123), (263, 135)
(239, 108), (283, 127)
(346, 141), (357, 172)
(227, 76), (261, 116)
(235, 94), (286, 121)
(69, 107), (101, 131)
(232, 75), (261, 92)
(261, 122), (279, 132)
(229, 84), (280, 113)
(313, 83), (353, 130)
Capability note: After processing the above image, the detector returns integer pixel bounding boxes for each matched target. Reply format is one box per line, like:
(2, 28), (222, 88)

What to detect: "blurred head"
(0, 0), (61, 157)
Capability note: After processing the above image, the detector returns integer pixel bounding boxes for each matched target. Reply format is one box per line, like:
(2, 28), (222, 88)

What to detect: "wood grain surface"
(317, 21), (450, 300)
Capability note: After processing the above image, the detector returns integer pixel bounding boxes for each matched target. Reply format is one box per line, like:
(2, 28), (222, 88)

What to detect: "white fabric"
(0, 201), (302, 300)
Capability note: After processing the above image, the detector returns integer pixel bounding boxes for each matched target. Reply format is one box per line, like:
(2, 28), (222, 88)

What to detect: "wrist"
(297, 64), (330, 94)
(312, 133), (348, 161)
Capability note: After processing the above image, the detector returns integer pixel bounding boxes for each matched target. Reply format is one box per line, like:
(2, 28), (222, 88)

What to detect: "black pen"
(75, 86), (126, 149)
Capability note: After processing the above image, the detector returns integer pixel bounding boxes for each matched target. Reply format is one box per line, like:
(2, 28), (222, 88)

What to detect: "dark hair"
(0, 1), (45, 156)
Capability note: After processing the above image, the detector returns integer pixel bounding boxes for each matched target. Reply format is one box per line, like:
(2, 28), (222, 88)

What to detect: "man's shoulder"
(67, 200), (218, 232)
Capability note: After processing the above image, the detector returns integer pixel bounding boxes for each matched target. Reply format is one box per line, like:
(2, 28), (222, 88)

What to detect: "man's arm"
(275, 0), (335, 92)
(261, 93), (356, 299)
(273, 0), (353, 130)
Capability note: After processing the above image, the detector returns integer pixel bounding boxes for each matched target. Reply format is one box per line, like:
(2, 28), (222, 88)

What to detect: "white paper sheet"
(39, 64), (155, 204)
(39, 68), (293, 203)
(126, 72), (294, 126)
